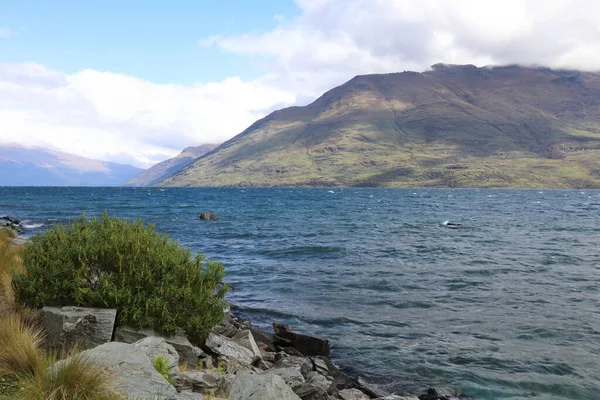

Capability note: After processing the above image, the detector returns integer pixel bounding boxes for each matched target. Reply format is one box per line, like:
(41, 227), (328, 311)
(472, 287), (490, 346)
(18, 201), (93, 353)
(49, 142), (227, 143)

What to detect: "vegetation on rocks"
(153, 356), (174, 384)
(13, 213), (229, 343)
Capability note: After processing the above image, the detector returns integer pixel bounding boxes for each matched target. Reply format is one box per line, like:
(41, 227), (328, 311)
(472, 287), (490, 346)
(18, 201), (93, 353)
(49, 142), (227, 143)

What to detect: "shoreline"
(1, 215), (463, 400)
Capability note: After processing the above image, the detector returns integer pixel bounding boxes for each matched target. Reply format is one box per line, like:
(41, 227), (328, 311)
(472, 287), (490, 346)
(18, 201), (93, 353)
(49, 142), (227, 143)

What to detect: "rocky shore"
(2, 216), (464, 400)
(38, 305), (463, 400)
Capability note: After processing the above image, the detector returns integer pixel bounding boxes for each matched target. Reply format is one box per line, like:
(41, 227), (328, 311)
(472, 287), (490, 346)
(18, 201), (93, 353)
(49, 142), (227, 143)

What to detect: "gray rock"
(273, 322), (330, 358)
(232, 329), (263, 361)
(339, 388), (371, 400)
(419, 386), (460, 400)
(312, 357), (331, 376)
(71, 342), (176, 399)
(305, 371), (332, 391)
(198, 212), (218, 221)
(205, 332), (257, 366)
(115, 326), (205, 367)
(168, 392), (205, 400)
(260, 367), (306, 389)
(293, 383), (331, 400)
(134, 336), (179, 374)
(272, 356), (313, 376)
(41, 306), (116, 351)
(173, 370), (221, 393)
(229, 372), (301, 400)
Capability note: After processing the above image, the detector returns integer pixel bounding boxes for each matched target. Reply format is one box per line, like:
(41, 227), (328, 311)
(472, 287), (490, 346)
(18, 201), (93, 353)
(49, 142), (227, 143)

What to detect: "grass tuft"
(0, 313), (44, 377)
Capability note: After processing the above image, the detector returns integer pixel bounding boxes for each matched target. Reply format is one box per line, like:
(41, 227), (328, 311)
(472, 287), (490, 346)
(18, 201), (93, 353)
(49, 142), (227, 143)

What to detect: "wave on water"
(22, 221), (44, 229)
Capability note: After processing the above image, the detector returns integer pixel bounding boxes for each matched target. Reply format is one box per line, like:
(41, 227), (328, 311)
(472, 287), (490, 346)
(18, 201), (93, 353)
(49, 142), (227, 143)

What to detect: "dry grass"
(0, 313), (45, 377)
(15, 351), (127, 400)
(0, 229), (24, 317)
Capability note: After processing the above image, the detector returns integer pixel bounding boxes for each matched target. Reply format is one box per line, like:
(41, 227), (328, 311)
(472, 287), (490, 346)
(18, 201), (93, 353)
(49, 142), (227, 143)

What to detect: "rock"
(0, 216), (23, 233)
(168, 392), (205, 400)
(293, 383), (331, 400)
(312, 357), (331, 377)
(134, 336), (179, 374)
(260, 367), (306, 389)
(376, 396), (420, 400)
(205, 332), (258, 366)
(229, 371), (301, 400)
(251, 326), (276, 351)
(71, 342), (176, 399)
(272, 356), (313, 377)
(339, 388), (371, 400)
(41, 306), (116, 351)
(173, 370), (221, 393)
(232, 329), (263, 361)
(115, 326), (205, 368)
(198, 212), (218, 221)
(418, 386), (460, 400)
(273, 322), (330, 358)
(305, 371), (332, 391)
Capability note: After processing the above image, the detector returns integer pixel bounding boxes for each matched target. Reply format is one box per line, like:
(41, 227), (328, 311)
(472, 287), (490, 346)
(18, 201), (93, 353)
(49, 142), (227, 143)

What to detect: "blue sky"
(1, 0), (598, 167)
(0, 0), (300, 84)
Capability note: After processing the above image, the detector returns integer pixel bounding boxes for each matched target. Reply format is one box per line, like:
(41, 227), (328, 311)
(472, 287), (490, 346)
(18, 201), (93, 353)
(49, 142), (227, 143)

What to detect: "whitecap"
(442, 220), (449, 225)
(22, 222), (44, 229)
(328, 190), (334, 193)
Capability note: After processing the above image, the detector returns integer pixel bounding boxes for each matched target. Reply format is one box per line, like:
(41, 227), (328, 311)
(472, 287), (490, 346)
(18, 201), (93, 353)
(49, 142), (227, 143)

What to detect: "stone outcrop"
(134, 336), (180, 374)
(70, 342), (177, 399)
(205, 332), (258, 366)
(115, 326), (205, 367)
(41, 306), (116, 351)
(229, 372), (301, 400)
(273, 322), (330, 358)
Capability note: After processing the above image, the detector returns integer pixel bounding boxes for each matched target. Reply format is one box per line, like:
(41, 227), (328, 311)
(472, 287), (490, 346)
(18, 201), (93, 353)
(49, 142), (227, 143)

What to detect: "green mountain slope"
(157, 64), (600, 188)
(124, 144), (218, 186)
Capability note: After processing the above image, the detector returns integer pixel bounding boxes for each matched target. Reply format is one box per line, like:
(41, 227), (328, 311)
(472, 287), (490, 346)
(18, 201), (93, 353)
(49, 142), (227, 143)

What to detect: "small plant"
(152, 356), (174, 384)
(13, 212), (229, 343)
(215, 360), (225, 374)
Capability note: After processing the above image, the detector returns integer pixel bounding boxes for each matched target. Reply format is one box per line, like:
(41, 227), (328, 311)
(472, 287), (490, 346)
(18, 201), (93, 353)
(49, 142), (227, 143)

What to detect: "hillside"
(157, 64), (600, 188)
(0, 144), (142, 186)
(124, 144), (218, 187)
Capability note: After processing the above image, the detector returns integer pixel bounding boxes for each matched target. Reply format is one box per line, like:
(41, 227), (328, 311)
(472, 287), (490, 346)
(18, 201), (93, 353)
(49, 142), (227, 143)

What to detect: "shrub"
(13, 212), (229, 343)
(152, 356), (173, 384)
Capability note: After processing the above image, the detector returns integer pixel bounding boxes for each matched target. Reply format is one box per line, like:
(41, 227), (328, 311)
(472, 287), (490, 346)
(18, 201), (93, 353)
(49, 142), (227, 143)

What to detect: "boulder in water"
(198, 212), (218, 221)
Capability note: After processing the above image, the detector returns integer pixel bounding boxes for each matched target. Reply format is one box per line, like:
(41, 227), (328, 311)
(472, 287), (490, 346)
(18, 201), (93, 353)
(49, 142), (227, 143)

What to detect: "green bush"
(13, 213), (229, 343)
(152, 356), (173, 384)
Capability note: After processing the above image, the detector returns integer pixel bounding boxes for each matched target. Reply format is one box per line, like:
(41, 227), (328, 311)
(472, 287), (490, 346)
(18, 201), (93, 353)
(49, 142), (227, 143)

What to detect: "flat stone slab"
(41, 306), (116, 351)
(77, 342), (177, 399)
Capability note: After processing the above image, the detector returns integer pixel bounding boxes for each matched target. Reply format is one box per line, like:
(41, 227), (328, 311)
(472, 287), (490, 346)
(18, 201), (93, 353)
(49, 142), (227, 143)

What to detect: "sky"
(2, 0), (600, 168)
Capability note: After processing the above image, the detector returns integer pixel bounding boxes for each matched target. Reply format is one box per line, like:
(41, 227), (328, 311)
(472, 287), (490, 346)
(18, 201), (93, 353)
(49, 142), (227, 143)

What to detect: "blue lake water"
(1, 187), (600, 399)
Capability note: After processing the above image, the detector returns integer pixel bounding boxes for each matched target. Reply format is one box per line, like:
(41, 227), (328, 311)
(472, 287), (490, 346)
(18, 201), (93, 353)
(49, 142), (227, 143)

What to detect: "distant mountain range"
(0, 145), (142, 186)
(124, 144), (218, 187)
(155, 64), (600, 188)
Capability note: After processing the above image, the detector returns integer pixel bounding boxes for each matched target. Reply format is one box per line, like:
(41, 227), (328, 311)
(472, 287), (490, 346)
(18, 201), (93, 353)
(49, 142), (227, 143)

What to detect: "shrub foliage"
(13, 213), (229, 343)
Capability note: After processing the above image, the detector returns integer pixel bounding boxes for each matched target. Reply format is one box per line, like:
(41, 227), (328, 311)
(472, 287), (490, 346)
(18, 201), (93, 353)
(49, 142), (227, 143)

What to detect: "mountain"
(0, 144), (143, 186)
(157, 64), (600, 188)
(124, 144), (218, 187)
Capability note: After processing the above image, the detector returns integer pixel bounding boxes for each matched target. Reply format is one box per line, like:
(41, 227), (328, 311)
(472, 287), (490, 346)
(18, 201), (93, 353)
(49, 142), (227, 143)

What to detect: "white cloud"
(5, 0), (600, 168)
(205, 0), (600, 101)
(0, 28), (15, 38)
(0, 63), (296, 167)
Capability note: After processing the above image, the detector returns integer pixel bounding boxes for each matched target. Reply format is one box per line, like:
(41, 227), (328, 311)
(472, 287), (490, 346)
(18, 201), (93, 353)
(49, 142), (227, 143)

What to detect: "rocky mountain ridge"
(157, 64), (600, 188)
